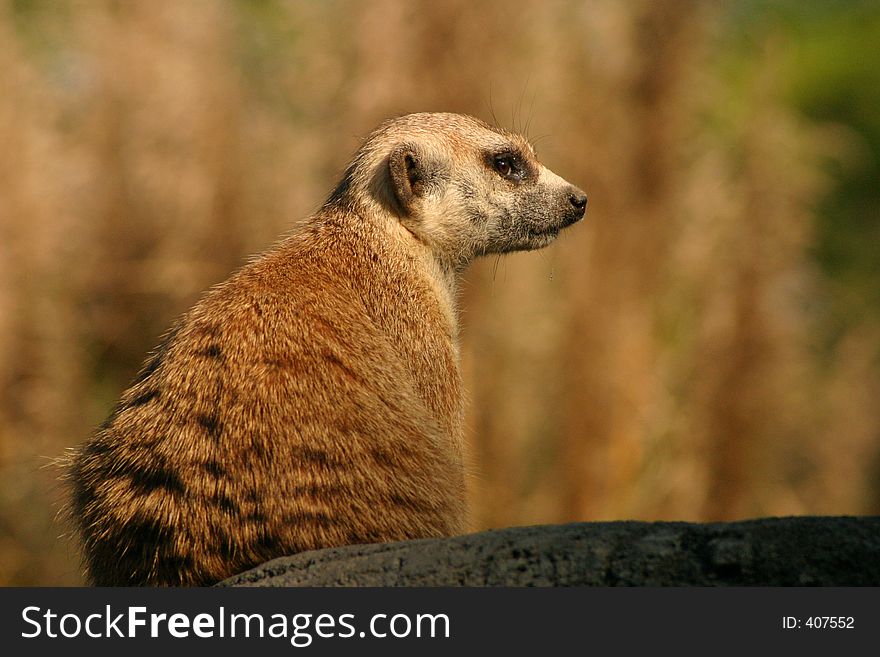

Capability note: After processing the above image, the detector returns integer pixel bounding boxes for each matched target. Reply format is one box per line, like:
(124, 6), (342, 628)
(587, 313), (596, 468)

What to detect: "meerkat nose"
(569, 188), (588, 214)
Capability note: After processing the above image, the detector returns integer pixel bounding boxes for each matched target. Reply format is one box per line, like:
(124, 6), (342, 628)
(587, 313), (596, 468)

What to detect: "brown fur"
(66, 112), (586, 586)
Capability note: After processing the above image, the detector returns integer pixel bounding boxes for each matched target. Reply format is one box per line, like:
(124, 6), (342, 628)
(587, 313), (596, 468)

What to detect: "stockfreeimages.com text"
(21, 605), (450, 646)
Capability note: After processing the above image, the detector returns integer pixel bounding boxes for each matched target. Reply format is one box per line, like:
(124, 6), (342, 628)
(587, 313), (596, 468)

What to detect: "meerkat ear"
(388, 143), (426, 215)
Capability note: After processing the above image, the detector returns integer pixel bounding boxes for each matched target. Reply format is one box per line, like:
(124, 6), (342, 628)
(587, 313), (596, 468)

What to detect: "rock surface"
(219, 516), (880, 586)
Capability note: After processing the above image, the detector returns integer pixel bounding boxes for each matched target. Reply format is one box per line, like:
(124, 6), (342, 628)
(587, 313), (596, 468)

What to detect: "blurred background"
(1, 0), (878, 585)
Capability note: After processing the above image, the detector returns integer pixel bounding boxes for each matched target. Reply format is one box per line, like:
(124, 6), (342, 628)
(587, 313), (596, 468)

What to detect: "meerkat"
(66, 112), (587, 586)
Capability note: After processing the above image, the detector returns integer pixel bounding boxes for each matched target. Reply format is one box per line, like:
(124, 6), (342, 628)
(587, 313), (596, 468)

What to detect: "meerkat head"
(328, 113), (587, 270)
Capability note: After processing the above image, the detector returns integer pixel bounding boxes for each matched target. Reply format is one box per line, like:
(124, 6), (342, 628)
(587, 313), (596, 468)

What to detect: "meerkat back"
(67, 112), (586, 586)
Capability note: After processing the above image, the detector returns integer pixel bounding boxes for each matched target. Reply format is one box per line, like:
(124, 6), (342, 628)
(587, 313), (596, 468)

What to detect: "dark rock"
(218, 516), (880, 586)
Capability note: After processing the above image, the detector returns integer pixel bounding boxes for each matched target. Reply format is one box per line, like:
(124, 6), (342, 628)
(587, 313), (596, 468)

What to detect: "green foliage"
(789, 7), (880, 319)
(729, 2), (880, 326)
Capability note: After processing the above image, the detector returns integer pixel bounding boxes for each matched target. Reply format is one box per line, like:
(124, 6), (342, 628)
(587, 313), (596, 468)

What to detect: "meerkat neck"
(326, 196), (462, 312)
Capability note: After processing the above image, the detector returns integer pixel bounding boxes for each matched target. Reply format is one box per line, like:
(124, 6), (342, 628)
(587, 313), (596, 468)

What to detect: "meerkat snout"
(65, 112), (587, 586)
(568, 188), (588, 217)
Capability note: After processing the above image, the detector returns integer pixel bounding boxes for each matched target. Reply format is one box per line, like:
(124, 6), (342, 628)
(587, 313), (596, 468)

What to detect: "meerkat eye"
(494, 156), (513, 177)
(493, 154), (524, 181)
